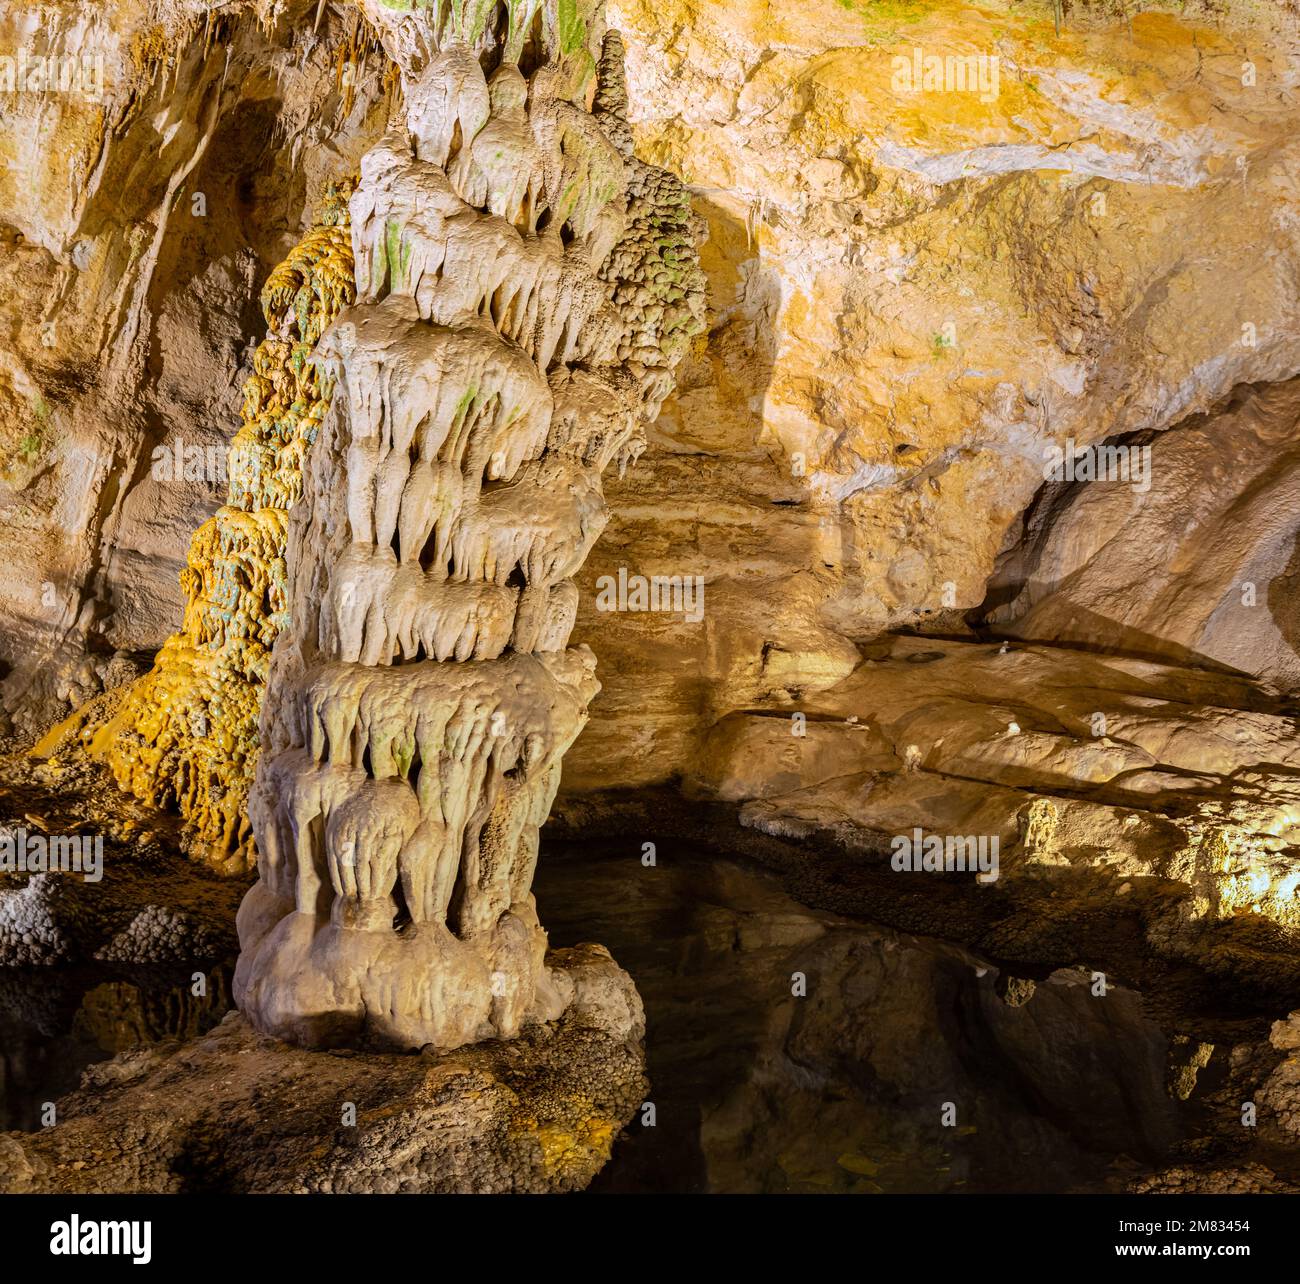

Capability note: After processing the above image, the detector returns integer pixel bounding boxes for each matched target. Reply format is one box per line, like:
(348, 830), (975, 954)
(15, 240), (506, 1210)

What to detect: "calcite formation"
(0, 1), (399, 750)
(70, 189), (355, 871)
(0, 942), (646, 1194)
(234, 0), (704, 1050)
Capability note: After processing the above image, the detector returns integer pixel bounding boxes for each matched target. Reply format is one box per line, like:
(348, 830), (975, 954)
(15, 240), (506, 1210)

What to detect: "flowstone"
(235, 0), (705, 1050)
(42, 187), (356, 873)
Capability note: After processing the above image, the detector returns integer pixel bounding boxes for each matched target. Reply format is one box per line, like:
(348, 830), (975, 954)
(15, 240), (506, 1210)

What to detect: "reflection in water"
(0, 839), (1195, 1191)
(535, 839), (1186, 1194)
(0, 965), (232, 1131)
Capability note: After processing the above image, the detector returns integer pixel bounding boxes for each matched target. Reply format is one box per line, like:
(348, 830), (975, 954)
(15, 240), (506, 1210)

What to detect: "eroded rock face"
(0, 944), (646, 1194)
(0, 946), (233, 1133)
(564, 0), (1300, 789)
(982, 379), (1300, 689)
(234, 2), (704, 1051)
(5, 1), (1300, 806)
(0, 0), (395, 744)
(680, 634), (1300, 985)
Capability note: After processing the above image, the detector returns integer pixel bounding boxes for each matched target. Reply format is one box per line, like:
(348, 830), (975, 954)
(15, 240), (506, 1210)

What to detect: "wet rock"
(1132, 1163), (1300, 1195)
(0, 946), (645, 1194)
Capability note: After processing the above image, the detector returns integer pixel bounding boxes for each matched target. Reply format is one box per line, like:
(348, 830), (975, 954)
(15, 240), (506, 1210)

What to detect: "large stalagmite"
(234, 0), (704, 1050)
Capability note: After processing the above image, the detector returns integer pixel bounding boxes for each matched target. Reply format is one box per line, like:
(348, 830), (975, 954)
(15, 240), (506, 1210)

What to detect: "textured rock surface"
(0, 751), (243, 967)
(6, 2), (1300, 798)
(1132, 1164), (1300, 1195)
(0, 963), (233, 1132)
(4, 0), (1300, 1200)
(983, 379), (1300, 688)
(44, 188), (355, 873)
(234, 0), (704, 1052)
(0, 0), (394, 743)
(0, 943), (645, 1193)
(681, 634), (1300, 957)
(563, 0), (1300, 788)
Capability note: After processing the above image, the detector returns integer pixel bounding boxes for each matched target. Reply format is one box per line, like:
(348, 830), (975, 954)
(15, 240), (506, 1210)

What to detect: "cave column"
(233, 0), (704, 1050)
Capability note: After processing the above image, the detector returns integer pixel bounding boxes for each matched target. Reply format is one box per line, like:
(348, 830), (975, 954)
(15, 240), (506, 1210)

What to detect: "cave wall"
(4, 0), (1300, 802)
(980, 379), (1300, 685)
(0, 0), (392, 738)
(563, 0), (1300, 788)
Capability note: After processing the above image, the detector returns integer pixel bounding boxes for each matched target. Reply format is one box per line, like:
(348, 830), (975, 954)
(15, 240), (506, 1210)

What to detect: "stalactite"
(233, 0), (705, 1050)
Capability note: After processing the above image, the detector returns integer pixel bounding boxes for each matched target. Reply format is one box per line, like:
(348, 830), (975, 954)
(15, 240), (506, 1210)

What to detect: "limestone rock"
(566, 0), (1300, 789)
(0, 945), (646, 1194)
(235, 5), (704, 1052)
(984, 381), (1300, 689)
(0, 0), (396, 742)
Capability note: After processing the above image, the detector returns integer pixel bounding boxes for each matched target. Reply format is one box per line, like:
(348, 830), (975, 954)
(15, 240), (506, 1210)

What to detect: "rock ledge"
(0, 943), (645, 1194)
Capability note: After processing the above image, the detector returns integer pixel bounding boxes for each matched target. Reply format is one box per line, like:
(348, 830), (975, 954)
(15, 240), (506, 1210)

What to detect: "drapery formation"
(83, 188), (355, 871)
(233, 0), (704, 1050)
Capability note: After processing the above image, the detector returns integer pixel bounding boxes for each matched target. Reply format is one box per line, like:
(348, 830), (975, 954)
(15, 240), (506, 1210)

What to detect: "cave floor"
(3, 747), (1299, 1192)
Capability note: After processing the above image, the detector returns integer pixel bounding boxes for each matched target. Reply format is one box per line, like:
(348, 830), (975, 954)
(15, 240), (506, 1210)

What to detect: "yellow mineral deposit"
(77, 188), (355, 873)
